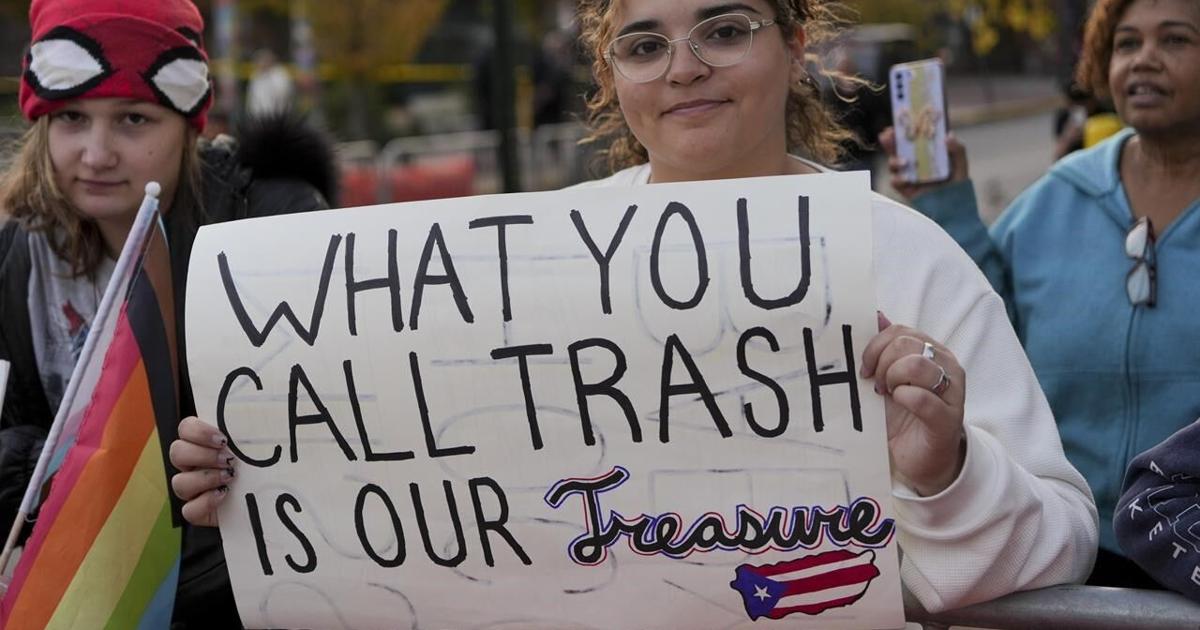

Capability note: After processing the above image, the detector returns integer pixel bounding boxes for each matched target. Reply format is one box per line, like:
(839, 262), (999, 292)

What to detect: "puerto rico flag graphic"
(729, 549), (880, 620)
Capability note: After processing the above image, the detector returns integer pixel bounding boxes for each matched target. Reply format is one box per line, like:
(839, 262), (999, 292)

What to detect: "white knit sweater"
(571, 162), (1099, 612)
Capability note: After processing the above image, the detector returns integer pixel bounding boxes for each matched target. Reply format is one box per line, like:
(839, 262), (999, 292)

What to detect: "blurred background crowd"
(0, 0), (1098, 217)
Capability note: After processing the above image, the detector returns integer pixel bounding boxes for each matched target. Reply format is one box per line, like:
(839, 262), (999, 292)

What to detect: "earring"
(792, 58), (817, 90)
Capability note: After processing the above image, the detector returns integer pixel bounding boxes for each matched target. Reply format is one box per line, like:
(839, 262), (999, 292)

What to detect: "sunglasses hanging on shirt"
(1124, 216), (1156, 308)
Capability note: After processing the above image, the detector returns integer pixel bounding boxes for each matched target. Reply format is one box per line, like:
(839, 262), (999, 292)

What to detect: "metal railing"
(366, 122), (595, 203)
(904, 585), (1200, 629)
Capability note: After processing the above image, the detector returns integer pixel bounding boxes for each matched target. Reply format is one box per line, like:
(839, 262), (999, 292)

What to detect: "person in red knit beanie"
(21, 0), (213, 130)
(1, 1), (337, 627)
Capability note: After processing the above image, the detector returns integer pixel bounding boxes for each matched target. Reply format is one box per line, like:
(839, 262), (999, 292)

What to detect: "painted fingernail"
(210, 434), (228, 448)
(221, 467), (235, 481)
(874, 383), (884, 395)
(216, 485), (230, 501)
(216, 449), (234, 465)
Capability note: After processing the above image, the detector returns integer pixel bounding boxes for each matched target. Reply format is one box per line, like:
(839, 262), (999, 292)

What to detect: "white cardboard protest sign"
(185, 171), (903, 629)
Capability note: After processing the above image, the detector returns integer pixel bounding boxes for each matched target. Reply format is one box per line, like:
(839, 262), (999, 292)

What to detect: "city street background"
(0, 0), (1090, 219)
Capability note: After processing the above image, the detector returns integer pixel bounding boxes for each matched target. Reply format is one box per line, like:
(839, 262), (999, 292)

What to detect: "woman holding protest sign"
(169, 0), (1097, 615)
(0, 0), (336, 626)
(567, 0), (1097, 612)
(881, 0), (1200, 589)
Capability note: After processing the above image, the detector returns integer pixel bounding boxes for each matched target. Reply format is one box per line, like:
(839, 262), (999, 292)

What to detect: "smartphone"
(889, 59), (950, 184)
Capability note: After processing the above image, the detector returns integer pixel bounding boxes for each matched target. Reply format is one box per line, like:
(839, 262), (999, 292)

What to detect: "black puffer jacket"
(0, 111), (338, 629)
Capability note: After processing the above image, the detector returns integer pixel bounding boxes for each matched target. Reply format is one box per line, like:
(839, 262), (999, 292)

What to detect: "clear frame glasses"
(1125, 216), (1156, 307)
(605, 13), (777, 83)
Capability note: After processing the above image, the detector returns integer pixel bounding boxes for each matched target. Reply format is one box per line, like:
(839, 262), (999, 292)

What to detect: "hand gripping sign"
(185, 171), (904, 629)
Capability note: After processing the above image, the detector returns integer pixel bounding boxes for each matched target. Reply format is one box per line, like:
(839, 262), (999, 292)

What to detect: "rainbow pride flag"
(1, 187), (181, 629)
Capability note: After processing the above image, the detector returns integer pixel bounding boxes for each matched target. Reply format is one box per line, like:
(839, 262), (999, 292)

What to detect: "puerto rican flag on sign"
(729, 549), (881, 621)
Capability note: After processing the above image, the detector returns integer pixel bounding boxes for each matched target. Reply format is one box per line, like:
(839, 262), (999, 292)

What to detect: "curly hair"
(578, 0), (866, 174)
(1076, 0), (1138, 100)
(0, 118), (201, 277)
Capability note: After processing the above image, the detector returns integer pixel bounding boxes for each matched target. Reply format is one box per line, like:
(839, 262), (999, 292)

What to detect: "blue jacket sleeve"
(1114, 419), (1200, 601)
(910, 179), (1017, 324)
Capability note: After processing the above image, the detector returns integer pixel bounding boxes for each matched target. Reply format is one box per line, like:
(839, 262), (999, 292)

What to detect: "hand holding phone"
(889, 59), (950, 185)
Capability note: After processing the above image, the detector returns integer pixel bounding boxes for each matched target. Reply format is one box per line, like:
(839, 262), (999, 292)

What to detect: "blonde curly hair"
(578, 0), (865, 174)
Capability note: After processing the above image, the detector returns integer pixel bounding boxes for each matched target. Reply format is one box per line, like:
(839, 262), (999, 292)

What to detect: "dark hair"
(1076, 0), (1138, 101)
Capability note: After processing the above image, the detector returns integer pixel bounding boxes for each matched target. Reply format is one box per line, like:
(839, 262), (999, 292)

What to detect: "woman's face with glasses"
(608, 0), (803, 181)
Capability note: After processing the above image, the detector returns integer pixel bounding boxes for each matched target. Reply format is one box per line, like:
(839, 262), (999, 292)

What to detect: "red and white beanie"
(20, 0), (213, 131)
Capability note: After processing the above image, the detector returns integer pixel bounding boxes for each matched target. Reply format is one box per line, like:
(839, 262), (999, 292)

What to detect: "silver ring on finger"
(930, 365), (951, 396)
(921, 341), (935, 361)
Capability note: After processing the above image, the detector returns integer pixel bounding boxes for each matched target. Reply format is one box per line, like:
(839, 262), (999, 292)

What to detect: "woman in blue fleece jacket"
(883, 0), (1200, 588)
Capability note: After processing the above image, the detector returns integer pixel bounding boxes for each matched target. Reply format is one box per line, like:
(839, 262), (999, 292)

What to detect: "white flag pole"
(0, 360), (10, 416)
(0, 183), (162, 579)
(0, 359), (10, 591)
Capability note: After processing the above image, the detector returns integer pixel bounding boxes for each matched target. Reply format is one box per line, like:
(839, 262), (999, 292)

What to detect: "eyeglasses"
(1125, 216), (1156, 307)
(606, 13), (777, 84)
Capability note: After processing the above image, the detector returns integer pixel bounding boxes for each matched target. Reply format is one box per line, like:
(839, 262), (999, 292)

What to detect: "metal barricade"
(376, 128), (506, 201)
(904, 585), (1200, 629)
(528, 121), (591, 190)
(370, 123), (596, 203)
